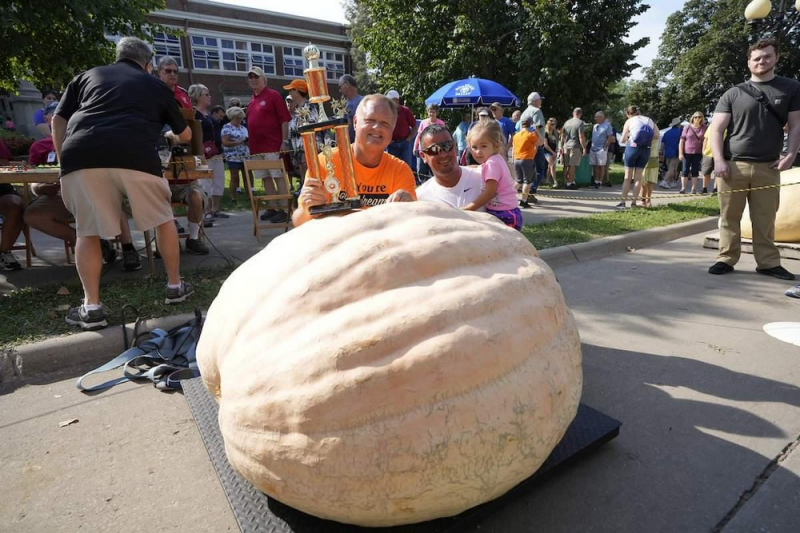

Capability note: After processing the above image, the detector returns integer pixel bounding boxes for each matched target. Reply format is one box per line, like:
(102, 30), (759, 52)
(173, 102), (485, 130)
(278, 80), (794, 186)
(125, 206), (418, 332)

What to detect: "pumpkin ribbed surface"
(197, 202), (582, 527)
(741, 168), (800, 242)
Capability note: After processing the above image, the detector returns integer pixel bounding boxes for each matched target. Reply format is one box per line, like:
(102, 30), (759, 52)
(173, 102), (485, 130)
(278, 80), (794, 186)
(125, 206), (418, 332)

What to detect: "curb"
(2, 313), (195, 385)
(3, 217), (718, 383)
(538, 216), (718, 269)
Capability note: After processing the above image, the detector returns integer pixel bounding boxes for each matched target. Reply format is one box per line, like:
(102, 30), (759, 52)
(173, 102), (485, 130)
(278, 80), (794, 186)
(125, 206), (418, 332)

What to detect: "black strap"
(737, 82), (788, 126)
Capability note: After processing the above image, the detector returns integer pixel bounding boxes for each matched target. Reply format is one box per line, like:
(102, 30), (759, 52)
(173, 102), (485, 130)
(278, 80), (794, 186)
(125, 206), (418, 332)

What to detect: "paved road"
(1, 230), (798, 532)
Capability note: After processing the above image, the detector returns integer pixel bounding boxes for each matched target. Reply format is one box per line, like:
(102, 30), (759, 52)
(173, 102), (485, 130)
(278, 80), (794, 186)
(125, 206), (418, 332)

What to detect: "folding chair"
(242, 158), (294, 239)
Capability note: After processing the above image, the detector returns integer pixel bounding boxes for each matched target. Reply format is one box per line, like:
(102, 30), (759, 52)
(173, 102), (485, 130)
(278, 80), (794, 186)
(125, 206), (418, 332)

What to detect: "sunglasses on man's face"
(421, 140), (455, 156)
(163, 68), (178, 74)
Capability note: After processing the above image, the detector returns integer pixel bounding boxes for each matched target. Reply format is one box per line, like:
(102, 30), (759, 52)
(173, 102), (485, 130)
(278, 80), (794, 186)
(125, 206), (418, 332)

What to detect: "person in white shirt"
(416, 124), (483, 210)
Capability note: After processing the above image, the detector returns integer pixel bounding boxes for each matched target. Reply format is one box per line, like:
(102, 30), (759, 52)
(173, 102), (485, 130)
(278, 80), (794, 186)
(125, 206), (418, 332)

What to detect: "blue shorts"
(486, 207), (523, 231)
(227, 160), (244, 171)
(623, 146), (650, 169)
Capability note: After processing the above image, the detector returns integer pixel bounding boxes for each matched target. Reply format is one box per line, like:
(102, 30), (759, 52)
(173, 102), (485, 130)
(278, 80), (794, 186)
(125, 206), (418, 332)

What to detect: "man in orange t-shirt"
(512, 116), (540, 208)
(293, 94), (416, 226)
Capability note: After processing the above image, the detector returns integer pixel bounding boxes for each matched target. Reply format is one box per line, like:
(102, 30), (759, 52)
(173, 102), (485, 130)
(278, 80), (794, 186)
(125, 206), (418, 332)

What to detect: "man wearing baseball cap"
(490, 102), (516, 147)
(283, 78), (317, 188)
(247, 66), (292, 223)
(519, 92), (547, 192)
(385, 89), (416, 170)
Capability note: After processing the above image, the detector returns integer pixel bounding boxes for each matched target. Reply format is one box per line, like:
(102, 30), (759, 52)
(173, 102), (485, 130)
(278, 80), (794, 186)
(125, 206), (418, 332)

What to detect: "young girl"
(464, 120), (522, 231)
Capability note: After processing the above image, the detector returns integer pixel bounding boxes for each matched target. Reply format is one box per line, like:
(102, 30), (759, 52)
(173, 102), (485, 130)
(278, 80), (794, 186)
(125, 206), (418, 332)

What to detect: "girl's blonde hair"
(466, 119), (505, 156)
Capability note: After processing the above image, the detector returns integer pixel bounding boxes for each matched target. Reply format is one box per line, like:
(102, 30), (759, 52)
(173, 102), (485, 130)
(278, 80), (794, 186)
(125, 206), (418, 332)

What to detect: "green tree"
(0, 0), (167, 92)
(344, 0), (649, 121)
(629, 0), (800, 125)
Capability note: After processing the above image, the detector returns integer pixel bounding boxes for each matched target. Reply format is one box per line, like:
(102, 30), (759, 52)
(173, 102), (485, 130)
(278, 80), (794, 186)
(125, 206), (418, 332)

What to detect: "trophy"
(297, 43), (361, 215)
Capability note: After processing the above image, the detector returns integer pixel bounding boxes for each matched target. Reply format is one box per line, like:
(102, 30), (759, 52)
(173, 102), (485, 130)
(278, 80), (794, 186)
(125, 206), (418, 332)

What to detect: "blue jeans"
(533, 148), (548, 191)
(387, 140), (414, 170)
(681, 153), (702, 177)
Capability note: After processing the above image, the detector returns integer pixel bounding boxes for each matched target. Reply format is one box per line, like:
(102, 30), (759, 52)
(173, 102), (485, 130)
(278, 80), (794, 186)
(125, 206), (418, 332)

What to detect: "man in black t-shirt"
(708, 38), (800, 281)
(52, 37), (194, 331)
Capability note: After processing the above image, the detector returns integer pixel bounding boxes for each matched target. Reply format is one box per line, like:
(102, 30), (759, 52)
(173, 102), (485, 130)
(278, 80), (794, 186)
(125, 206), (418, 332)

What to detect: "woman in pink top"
(413, 103), (446, 183)
(679, 112), (707, 194)
(463, 120), (522, 231)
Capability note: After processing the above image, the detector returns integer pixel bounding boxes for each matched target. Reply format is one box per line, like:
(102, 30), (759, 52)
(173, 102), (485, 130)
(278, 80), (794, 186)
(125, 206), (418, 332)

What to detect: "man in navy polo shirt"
(52, 37), (193, 330)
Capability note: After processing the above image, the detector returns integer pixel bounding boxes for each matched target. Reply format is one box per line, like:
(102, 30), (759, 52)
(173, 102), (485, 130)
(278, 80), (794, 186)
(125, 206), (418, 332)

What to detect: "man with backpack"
(708, 38), (800, 281)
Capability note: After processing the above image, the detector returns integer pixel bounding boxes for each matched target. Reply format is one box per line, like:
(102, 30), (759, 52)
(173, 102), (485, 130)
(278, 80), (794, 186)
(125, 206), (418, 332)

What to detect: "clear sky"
(214, 0), (686, 79)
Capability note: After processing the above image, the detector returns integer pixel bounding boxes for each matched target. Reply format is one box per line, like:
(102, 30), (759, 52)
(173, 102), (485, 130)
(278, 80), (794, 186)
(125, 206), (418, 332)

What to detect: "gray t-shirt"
(715, 76), (800, 162)
(562, 118), (585, 149)
(519, 105), (545, 145)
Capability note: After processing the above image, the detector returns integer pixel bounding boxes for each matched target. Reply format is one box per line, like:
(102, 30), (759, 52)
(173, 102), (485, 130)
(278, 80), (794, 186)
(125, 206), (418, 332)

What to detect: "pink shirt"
(681, 124), (706, 155)
(482, 154), (518, 211)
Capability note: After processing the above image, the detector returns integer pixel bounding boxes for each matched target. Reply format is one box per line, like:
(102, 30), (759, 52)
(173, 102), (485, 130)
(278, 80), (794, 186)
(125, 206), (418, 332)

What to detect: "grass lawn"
(523, 197), (719, 250)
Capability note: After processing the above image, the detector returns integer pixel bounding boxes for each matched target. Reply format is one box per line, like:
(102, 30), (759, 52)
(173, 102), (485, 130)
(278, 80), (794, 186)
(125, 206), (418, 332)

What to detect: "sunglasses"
(692, 116), (703, 119)
(420, 140), (455, 156)
(163, 68), (178, 74)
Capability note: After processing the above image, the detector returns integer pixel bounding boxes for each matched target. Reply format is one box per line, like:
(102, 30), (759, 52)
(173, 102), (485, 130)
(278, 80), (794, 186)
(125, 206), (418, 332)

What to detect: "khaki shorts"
(700, 156), (715, 177)
(171, 180), (205, 205)
(61, 168), (173, 238)
(250, 152), (283, 180)
(564, 147), (583, 167)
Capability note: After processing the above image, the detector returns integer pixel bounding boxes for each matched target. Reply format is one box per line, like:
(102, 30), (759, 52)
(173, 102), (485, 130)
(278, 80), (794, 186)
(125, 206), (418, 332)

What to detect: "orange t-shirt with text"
(311, 146), (417, 207)
(513, 129), (539, 160)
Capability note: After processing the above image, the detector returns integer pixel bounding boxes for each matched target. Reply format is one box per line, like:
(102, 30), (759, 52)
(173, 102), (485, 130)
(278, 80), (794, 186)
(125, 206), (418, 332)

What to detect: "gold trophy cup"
(297, 43), (361, 215)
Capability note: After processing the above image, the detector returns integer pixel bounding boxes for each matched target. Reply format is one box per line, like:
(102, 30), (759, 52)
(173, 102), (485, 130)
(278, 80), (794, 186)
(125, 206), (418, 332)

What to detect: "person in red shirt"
(246, 66), (292, 223)
(157, 57), (192, 109)
(385, 90), (416, 170)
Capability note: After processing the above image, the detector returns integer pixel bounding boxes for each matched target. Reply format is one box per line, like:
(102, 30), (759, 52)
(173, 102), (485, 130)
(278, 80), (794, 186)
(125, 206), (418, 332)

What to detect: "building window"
(154, 32), (183, 67)
(221, 38), (249, 72)
(249, 43), (275, 75)
(191, 35), (220, 70)
(283, 46), (306, 78)
(320, 51), (345, 81)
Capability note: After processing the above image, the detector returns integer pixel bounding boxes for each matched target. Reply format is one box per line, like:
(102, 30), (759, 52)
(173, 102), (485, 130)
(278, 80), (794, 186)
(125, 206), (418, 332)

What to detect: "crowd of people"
(1, 36), (799, 321)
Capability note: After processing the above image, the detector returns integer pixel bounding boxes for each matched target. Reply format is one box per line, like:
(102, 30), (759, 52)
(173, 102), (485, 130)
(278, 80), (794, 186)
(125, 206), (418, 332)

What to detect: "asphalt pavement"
(2, 186), (798, 532)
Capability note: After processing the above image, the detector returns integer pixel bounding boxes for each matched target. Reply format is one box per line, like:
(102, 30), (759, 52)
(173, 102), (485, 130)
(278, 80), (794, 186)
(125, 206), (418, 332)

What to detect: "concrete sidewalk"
(0, 182), (704, 293)
(1, 228), (799, 532)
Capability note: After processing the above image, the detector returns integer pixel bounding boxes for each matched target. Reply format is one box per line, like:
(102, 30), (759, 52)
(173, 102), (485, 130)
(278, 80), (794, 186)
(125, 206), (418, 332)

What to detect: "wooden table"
(0, 166), (212, 269)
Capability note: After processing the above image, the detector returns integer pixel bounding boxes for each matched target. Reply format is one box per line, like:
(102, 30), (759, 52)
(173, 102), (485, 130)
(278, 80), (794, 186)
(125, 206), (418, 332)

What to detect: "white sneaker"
(658, 180), (669, 189)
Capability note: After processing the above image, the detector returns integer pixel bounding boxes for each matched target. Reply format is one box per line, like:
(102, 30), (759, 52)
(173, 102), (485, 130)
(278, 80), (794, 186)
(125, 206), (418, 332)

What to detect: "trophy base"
(309, 198), (363, 216)
(298, 117), (349, 134)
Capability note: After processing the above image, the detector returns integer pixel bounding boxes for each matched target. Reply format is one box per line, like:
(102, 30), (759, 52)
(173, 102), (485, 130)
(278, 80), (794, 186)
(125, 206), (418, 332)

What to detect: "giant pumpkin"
(742, 167), (800, 242)
(197, 202), (582, 527)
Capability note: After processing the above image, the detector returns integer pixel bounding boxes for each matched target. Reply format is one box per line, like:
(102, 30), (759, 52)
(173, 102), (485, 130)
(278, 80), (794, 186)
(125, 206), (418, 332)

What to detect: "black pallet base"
(183, 378), (620, 533)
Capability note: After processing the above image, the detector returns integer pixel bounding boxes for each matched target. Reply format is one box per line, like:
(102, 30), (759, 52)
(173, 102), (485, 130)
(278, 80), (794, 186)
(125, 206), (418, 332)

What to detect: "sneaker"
(212, 211), (230, 219)
(630, 202), (640, 208)
(174, 219), (186, 234)
(185, 238), (209, 255)
(615, 202), (627, 210)
(260, 209), (277, 221)
(100, 239), (117, 265)
(756, 265), (795, 280)
(785, 285), (800, 299)
(65, 305), (108, 331)
(519, 200), (532, 209)
(0, 251), (22, 271)
(203, 219), (214, 228)
(567, 183), (578, 190)
(658, 180), (669, 189)
(605, 181), (612, 187)
(165, 280), (195, 304)
(529, 195), (538, 204)
(691, 189), (698, 195)
(123, 249), (142, 271)
(678, 189), (686, 194)
(708, 262), (734, 275)
(701, 187), (708, 194)
(269, 210), (288, 223)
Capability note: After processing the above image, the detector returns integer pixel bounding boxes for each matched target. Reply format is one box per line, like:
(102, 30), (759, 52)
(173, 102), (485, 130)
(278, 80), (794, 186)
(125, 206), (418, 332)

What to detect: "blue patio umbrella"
(425, 76), (520, 108)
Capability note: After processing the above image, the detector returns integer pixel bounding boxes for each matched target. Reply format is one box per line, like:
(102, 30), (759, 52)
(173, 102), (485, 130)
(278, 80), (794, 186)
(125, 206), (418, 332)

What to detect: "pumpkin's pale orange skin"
(741, 168), (800, 242)
(198, 202), (582, 527)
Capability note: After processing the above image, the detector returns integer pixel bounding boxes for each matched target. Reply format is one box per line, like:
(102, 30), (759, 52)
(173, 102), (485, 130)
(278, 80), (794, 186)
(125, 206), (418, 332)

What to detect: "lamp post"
(744, 0), (800, 41)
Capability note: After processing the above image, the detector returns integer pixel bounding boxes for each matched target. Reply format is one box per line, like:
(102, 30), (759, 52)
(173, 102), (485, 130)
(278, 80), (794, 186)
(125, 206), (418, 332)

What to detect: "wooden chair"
(242, 159), (294, 239)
